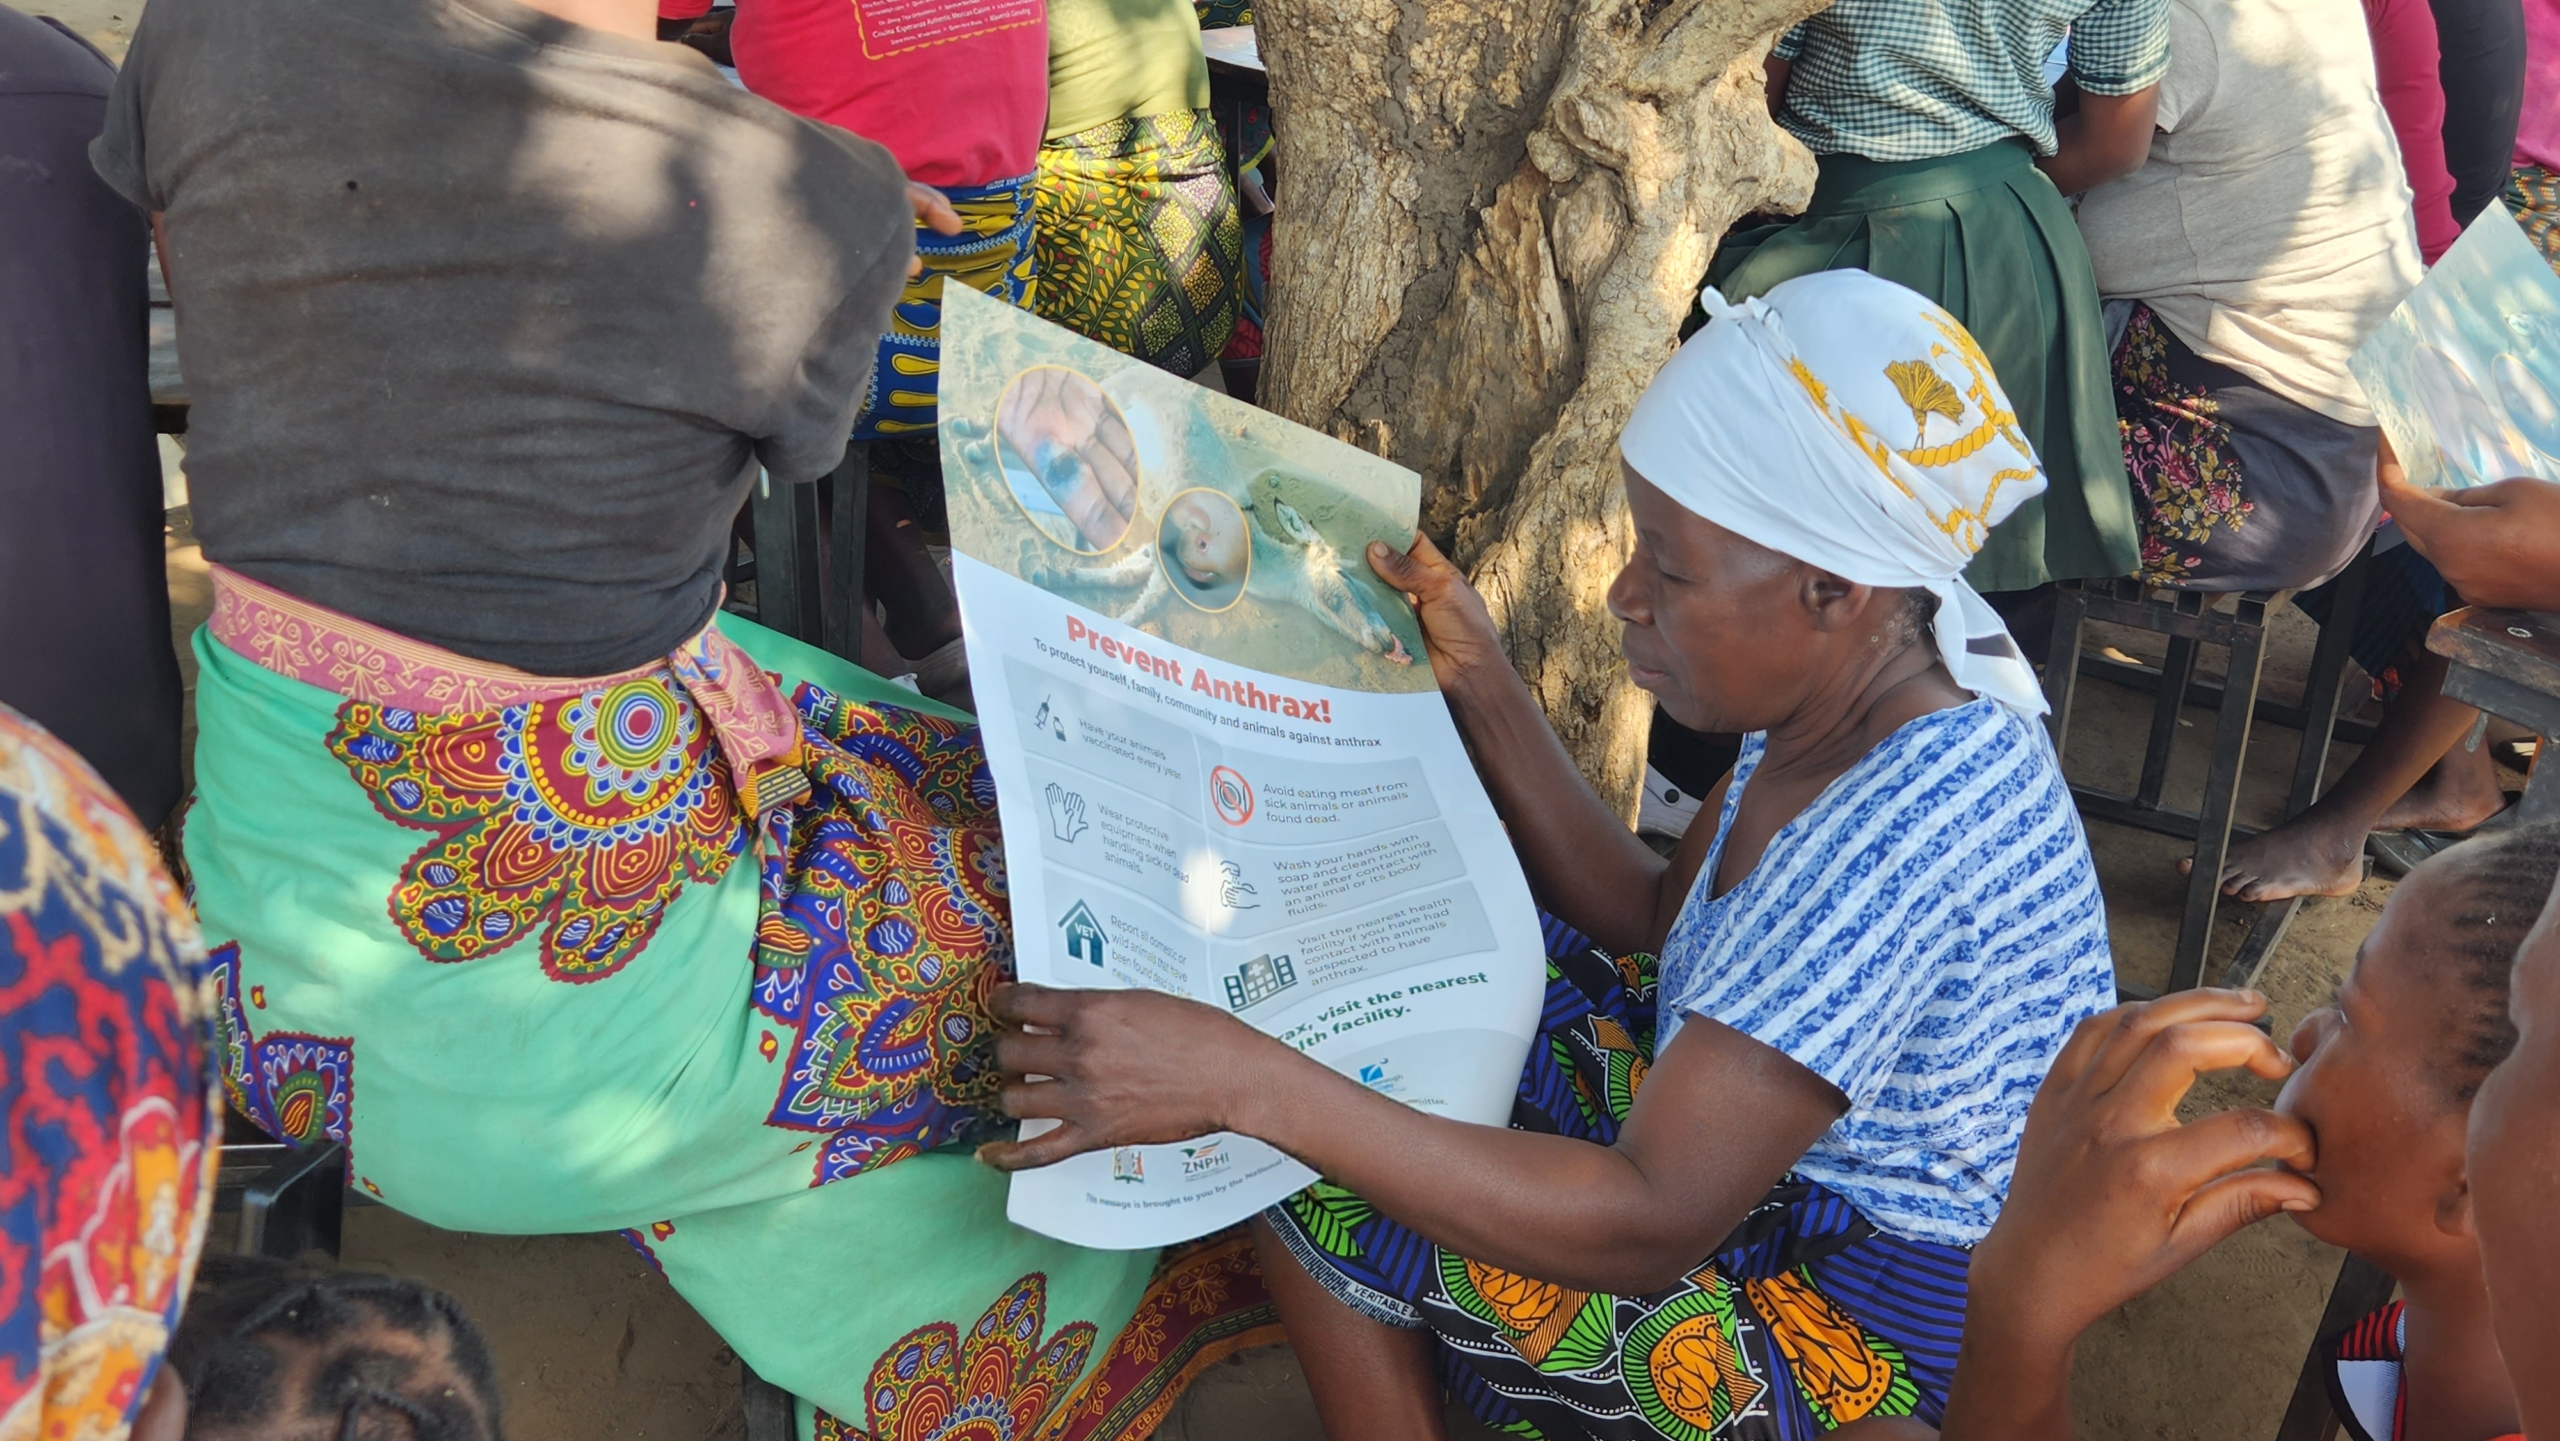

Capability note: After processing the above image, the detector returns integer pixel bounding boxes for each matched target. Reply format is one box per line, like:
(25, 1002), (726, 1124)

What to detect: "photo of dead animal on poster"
(947, 292), (1433, 694)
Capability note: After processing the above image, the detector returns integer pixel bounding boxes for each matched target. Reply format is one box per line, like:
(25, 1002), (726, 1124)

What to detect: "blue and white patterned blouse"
(1659, 698), (2112, 1249)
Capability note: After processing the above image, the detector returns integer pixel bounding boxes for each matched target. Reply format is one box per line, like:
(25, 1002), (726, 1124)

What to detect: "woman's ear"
(2436, 1167), (2478, 1242)
(1799, 568), (1870, 633)
(131, 1365), (186, 1441)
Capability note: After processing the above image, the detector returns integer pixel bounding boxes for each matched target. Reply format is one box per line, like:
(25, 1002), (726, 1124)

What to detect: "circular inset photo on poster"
(1157, 488), (1251, 612)
(995, 366), (1141, 554)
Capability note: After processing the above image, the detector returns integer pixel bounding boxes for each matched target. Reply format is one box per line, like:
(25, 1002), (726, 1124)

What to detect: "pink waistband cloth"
(206, 565), (811, 815)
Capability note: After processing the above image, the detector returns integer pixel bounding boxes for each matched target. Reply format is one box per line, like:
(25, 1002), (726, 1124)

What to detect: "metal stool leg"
(749, 471), (824, 643)
(2227, 554), (2370, 991)
(2285, 550), (2369, 812)
(742, 1360), (794, 1441)
(2043, 585), (2090, 750)
(823, 443), (869, 664)
(2174, 617), (2271, 990)
(238, 1140), (347, 1261)
(2138, 636), (2200, 811)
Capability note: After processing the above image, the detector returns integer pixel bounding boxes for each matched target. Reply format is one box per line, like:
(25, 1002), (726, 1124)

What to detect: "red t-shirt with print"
(658, 0), (1046, 189)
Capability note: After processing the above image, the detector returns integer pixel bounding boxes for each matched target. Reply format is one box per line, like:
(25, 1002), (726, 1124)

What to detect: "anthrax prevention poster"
(937, 284), (1544, 1249)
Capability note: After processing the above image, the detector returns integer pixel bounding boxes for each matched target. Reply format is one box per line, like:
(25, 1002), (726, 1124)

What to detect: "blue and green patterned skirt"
(1264, 924), (1968, 1440)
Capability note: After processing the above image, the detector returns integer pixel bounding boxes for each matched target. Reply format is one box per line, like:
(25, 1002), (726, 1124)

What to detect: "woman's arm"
(1764, 53), (1792, 118)
(2377, 436), (2560, 612)
(1366, 537), (1698, 954)
(2037, 82), (2159, 196)
(983, 982), (1845, 1296)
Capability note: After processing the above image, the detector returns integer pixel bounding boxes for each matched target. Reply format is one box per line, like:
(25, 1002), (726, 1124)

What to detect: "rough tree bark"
(1253, 0), (1825, 818)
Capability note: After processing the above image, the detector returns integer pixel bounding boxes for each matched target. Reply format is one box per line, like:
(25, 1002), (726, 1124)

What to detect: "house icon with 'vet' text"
(1060, 901), (1107, 967)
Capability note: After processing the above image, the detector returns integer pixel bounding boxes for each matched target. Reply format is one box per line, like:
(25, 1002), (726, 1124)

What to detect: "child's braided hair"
(170, 1253), (505, 1441)
(2429, 818), (2560, 1103)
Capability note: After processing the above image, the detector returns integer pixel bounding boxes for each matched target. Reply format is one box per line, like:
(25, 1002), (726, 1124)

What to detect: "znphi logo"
(1178, 1141), (1231, 1178)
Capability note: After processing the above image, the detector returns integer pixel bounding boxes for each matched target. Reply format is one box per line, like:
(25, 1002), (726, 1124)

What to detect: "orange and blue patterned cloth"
(183, 568), (1161, 1435)
(1264, 926), (1967, 1440)
(0, 703), (217, 1440)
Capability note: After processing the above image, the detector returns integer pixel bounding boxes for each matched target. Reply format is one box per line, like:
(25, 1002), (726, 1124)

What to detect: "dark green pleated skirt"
(1708, 139), (2138, 591)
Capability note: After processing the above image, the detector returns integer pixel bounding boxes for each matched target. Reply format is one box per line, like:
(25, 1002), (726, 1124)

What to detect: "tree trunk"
(1255, 0), (1823, 818)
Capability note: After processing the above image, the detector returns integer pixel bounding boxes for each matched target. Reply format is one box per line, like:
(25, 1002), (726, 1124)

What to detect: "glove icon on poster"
(1045, 783), (1089, 842)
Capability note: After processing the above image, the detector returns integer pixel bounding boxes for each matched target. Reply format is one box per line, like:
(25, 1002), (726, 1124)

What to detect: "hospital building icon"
(1223, 953), (1297, 1010)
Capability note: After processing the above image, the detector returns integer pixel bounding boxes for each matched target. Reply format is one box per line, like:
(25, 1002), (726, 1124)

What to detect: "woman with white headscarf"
(981, 271), (2117, 1441)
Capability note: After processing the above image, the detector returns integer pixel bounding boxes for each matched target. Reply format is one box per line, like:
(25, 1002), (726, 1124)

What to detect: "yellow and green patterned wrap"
(1033, 108), (1243, 380)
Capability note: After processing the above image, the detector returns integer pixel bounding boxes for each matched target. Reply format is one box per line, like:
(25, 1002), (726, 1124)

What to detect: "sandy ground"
(90, 0), (2517, 1427)
(37, 0), (132, 59)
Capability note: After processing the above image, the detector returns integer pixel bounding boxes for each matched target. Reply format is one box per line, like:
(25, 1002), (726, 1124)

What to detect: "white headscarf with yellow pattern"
(1619, 269), (2050, 718)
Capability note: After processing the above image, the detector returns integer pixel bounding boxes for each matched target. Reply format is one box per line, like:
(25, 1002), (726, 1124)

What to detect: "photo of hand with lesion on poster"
(993, 364), (1141, 553)
(949, 297), (1432, 694)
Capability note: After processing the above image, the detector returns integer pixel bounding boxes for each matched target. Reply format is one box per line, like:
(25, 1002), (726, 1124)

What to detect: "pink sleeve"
(2518, 0), (2560, 171)
(2364, 0), (2462, 263)
(659, 0), (714, 22)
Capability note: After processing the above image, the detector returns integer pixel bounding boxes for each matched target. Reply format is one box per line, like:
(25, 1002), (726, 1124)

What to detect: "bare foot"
(2179, 810), (2368, 902)
(2371, 742), (2510, 834)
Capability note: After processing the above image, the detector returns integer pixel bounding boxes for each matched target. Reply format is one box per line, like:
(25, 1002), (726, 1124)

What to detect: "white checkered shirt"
(1774, 0), (2171, 162)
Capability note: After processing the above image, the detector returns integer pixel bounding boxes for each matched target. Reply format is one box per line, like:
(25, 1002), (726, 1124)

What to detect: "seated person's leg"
(2372, 721), (2508, 836)
(1251, 1215), (1449, 1441)
(865, 463), (963, 665)
(2203, 648), (2487, 900)
(2206, 539), (2507, 901)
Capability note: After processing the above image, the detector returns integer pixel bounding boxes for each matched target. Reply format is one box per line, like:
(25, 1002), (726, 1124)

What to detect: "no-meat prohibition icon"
(1210, 765), (1254, 826)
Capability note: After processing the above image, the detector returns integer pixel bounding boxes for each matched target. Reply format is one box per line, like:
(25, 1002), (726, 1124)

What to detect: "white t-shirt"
(2075, 0), (2424, 425)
